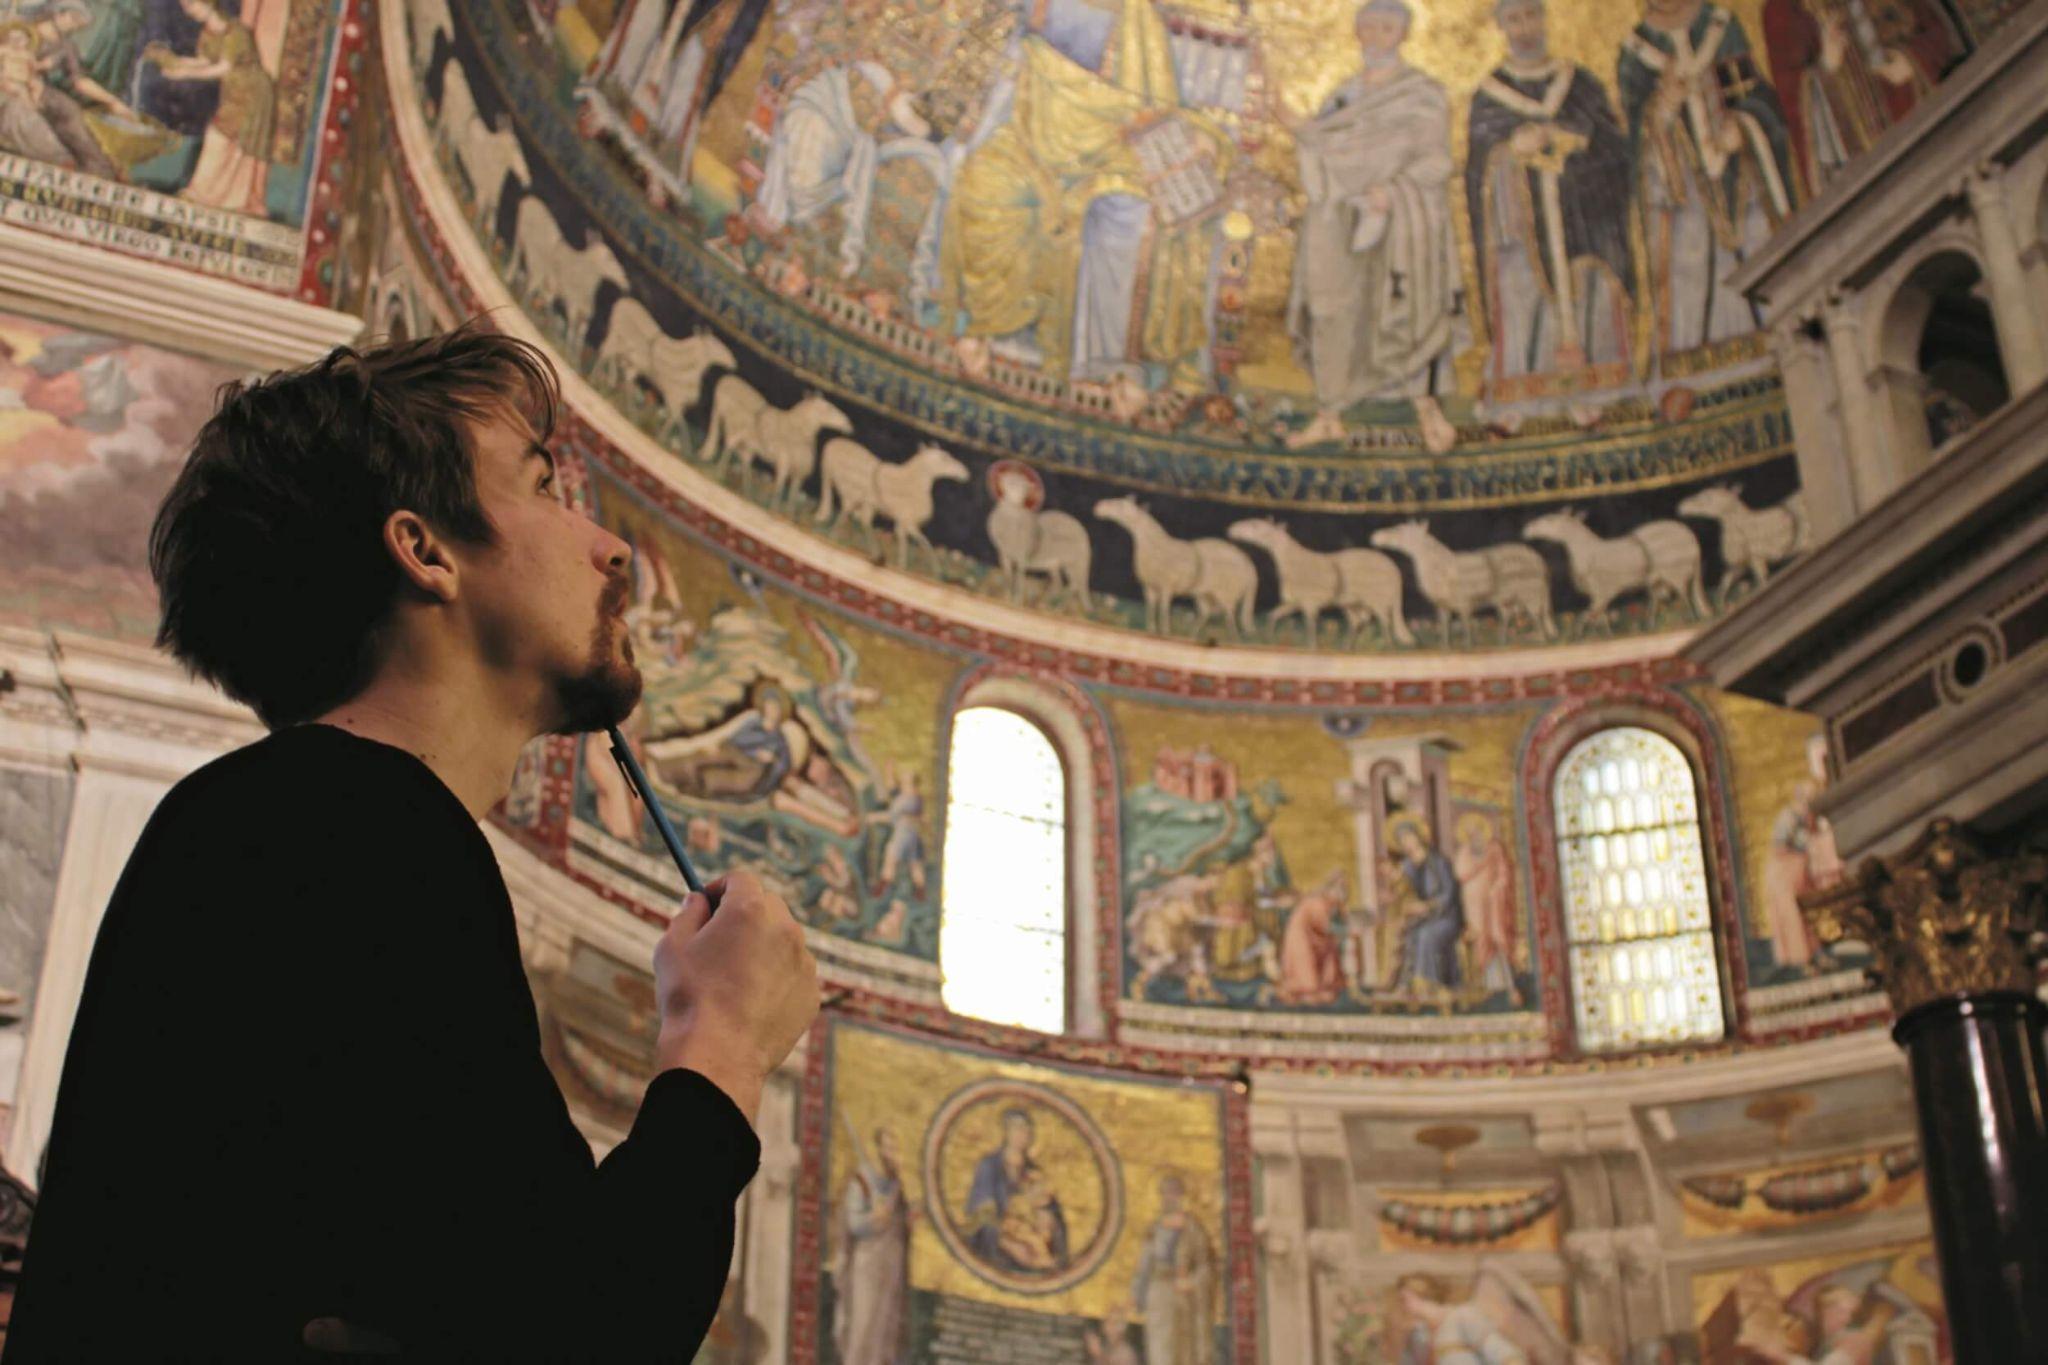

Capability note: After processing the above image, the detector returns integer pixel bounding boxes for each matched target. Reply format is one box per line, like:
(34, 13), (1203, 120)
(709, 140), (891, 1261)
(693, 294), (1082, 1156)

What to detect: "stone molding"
(0, 627), (265, 777)
(0, 221), (361, 370)
(1247, 1025), (1899, 1113)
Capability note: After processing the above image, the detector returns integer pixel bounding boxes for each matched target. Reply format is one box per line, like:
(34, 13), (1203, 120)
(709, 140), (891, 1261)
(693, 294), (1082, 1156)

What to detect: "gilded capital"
(1800, 818), (2048, 1015)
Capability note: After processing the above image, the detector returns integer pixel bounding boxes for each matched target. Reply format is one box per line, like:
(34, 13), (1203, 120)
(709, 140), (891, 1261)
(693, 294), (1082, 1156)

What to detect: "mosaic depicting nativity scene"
(0, 0), (2044, 1355)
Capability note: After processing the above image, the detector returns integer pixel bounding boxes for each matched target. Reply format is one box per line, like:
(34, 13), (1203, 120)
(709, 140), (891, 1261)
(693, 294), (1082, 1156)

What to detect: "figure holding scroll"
(1285, 0), (1461, 454)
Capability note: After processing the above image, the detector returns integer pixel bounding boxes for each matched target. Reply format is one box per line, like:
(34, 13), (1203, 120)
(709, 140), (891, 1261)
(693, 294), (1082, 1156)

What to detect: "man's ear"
(383, 509), (459, 604)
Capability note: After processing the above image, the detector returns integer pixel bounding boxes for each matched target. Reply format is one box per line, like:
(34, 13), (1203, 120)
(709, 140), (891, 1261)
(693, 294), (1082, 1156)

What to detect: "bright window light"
(1556, 727), (1724, 1053)
(939, 707), (1066, 1033)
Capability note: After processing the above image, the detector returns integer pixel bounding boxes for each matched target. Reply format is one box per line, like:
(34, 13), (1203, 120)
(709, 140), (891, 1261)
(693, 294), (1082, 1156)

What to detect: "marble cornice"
(0, 628), (263, 779)
(0, 221), (362, 370)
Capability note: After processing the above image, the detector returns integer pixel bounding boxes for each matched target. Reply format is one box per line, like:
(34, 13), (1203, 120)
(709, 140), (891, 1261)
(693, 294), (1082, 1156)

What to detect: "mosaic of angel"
(1698, 1255), (1946, 1365)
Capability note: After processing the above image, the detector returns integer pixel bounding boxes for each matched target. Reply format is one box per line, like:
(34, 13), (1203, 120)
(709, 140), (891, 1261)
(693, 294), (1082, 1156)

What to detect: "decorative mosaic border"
(294, 0), (375, 307)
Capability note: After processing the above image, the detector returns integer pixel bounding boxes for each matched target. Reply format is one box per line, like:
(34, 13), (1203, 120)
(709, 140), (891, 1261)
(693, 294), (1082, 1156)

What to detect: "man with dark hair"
(5, 321), (819, 1361)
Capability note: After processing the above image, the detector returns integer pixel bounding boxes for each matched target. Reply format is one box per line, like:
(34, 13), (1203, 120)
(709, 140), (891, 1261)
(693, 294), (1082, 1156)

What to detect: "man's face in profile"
(460, 406), (643, 736)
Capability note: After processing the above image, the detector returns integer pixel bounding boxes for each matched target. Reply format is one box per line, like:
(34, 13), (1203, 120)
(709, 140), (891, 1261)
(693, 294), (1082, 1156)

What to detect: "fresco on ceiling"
(0, 0), (358, 289)
(569, 460), (955, 961)
(1373, 1183), (1563, 1254)
(1676, 1142), (1925, 1238)
(405, 0), (1999, 649)
(1689, 1242), (1949, 1365)
(802, 1016), (1245, 1365)
(1323, 1266), (1586, 1365)
(1109, 696), (1546, 1019)
(0, 311), (238, 643)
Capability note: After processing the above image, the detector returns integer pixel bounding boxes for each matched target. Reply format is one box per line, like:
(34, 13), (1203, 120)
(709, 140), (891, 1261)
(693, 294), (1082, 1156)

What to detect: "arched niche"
(936, 669), (1112, 1039)
(1872, 246), (2009, 470)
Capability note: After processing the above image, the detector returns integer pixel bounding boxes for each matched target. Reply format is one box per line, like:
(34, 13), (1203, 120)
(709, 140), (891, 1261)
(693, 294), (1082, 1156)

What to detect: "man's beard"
(551, 578), (644, 733)
(553, 638), (642, 733)
(1509, 36), (1548, 62)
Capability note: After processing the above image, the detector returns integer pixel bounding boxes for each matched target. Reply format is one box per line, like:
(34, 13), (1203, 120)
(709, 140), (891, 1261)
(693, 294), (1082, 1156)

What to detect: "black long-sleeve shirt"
(5, 724), (757, 1362)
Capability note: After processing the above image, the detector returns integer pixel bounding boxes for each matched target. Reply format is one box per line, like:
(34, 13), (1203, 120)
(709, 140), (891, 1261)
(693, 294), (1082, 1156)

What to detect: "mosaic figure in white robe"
(754, 60), (953, 301)
(1286, 0), (1461, 453)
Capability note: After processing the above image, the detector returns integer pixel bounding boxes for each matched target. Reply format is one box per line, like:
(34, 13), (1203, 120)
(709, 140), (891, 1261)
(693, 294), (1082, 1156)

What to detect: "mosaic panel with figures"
(410, 0), (2009, 650)
(0, 0), (365, 292)
(796, 1016), (1253, 1365)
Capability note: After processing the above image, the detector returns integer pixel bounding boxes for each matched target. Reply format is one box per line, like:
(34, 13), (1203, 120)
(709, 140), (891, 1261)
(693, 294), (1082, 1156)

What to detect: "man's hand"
(652, 869), (820, 1125)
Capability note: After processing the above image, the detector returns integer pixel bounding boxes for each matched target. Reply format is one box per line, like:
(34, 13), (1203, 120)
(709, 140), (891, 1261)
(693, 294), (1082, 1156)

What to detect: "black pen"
(606, 724), (706, 896)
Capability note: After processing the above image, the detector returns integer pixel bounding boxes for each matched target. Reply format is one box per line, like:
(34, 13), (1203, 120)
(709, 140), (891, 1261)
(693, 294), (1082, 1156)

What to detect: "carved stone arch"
(1863, 232), (2008, 474)
(1518, 686), (1745, 1058)
(936, 666), (1118, 1038)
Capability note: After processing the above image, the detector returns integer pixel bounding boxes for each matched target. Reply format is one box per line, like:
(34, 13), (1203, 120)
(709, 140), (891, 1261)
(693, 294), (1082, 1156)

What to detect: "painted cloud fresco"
(0, 312), (236, 642)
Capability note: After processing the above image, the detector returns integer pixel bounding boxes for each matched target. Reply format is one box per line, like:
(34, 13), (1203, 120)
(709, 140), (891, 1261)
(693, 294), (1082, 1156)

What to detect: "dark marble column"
(1893, 994), (2048, 1363)
(1805, 819), (2048, 1365)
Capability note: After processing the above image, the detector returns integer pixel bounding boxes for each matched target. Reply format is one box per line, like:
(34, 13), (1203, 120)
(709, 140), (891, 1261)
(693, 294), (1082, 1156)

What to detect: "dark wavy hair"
(149, 319), (560, 730)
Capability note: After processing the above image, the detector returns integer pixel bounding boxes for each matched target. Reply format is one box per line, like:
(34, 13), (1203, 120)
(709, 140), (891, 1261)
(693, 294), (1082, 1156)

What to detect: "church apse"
(403, 0), (2003, 654)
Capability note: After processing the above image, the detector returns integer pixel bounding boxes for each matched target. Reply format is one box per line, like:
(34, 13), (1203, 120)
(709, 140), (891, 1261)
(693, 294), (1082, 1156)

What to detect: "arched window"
(939, 707), (1067, 1032)
(1878, 250), (2010, 465)
(1554, 727), (1725, 1053)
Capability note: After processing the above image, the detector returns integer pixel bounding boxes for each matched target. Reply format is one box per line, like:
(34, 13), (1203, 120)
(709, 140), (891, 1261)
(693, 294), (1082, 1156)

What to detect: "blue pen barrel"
(606, 726), (707, 896)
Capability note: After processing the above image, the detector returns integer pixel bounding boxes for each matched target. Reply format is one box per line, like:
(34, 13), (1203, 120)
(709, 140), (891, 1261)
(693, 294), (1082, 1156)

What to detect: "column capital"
(1818, 289), (1864, 334)
(1801, 818), (2048, 1013)
(1562, 1228), (1620, 1286)
(1771, 310), (1825, 359)
(1961, 159), (2008, 208)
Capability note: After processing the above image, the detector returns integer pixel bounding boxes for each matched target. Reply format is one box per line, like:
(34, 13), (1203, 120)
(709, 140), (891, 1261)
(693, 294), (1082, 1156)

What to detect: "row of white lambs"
(430, 61), (630, 356)
(633, 359), (1813, 642)
(431, 63), (531, 241)
(1073, 491), (1804, 643)
(684, 380), (1808, 644)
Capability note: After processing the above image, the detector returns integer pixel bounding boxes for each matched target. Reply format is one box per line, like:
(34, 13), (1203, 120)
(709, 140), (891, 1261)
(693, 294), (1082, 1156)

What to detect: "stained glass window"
(1555, 727), (1725, 1052)
(940, 707), (1067, 1033)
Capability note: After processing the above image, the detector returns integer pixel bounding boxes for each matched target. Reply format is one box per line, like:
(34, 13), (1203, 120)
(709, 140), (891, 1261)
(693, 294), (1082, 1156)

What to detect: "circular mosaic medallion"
(921, 1077), (1123, 1295)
